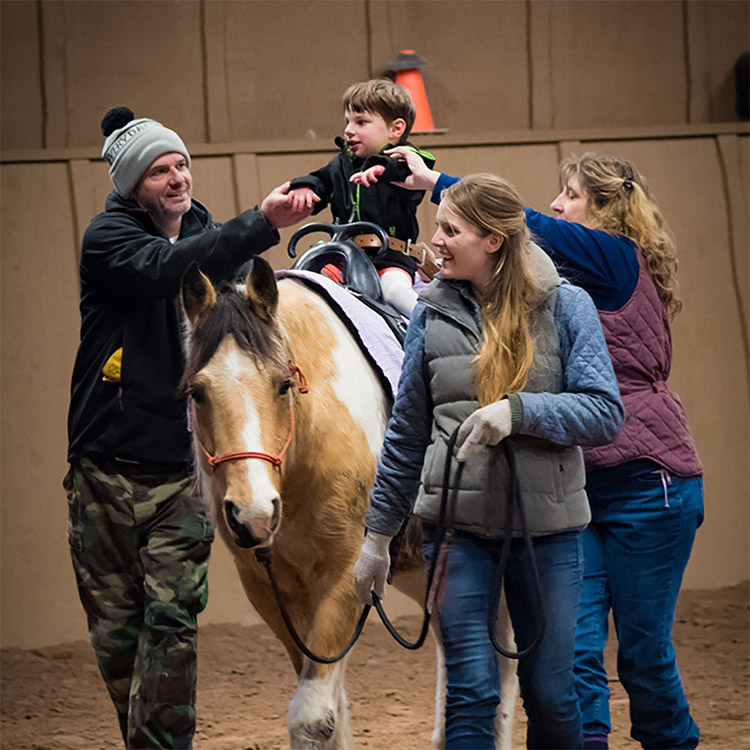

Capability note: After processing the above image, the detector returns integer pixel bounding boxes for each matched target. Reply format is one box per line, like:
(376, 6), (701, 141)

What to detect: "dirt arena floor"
(2, 583), (747, 749)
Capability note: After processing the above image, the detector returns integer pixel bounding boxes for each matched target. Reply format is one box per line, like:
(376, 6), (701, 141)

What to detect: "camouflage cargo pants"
(63, 456), (214, 749)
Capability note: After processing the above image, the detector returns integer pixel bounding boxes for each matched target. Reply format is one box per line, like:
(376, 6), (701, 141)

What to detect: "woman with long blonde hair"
(385, 149), (705, 750)
(353, 174), (623, 748)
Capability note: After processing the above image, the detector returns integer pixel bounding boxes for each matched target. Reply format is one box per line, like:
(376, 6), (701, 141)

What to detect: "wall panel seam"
(200, 0), (210, 142)
(230, 155), (241, 217)
(365, 0), (373, 79)
(65, 159), (84, 271)
(682, 0), (692, 124)
(526, 0), (533, 131)
(714, 135), (750, 381)
(35, 0), (47, 148)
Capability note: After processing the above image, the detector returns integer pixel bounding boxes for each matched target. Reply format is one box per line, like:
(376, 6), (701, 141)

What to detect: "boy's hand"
(350, 165), (386, 187)
(260, 182), (315, 229)
(384, 146), (440, 191)
(288, 187), (321, 213)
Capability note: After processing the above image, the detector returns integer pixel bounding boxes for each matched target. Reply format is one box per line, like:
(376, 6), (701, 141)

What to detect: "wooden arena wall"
(1, 0), (748, 648)
(1, 0), (748, 149)
(2, 126), (747, 648)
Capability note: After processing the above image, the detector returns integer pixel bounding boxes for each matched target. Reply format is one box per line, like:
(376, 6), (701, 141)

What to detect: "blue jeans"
(423, 526), (583, 749)
(576, 460), (704, 749)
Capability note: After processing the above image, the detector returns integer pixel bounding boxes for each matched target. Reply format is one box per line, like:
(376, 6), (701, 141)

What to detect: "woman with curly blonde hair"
(385, 149), (704, 750)
(541, 153), (704, 750)
(556, 153), (682, 315)
(353, 173), (623, 748)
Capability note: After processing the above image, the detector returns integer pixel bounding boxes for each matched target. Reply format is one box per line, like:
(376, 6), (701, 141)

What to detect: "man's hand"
(384, 146), (441, 191)
(260, 181), (316, 229)
(350, 165), (386, 187)
(455, 399), (512, 462)
(353, 531), (392, 604)
(288, 187), (321, 212)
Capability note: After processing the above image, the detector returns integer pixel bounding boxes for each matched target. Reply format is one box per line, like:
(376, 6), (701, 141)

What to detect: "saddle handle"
(287, 221), (391, 260)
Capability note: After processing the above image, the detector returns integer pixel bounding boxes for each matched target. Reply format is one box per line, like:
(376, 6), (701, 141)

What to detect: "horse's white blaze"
(224, 346), (279, 522)
(311, 296), (389, 457)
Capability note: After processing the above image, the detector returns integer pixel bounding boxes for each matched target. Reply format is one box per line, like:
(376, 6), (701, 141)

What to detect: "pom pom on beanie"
(100, 106), (190, 197)
(101, 107), (135, 136)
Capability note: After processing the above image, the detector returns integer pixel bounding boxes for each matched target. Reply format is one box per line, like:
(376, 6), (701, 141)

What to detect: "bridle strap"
(194, 360), (308, 472)
(289, 360), (309, 394)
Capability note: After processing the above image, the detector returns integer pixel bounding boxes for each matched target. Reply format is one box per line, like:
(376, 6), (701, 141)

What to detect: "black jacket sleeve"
(363, 146), (436, 184)
(288, 158), (337, 214)
(82, 207), (279, 299)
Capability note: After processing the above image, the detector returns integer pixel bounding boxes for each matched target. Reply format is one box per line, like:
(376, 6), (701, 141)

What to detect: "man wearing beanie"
(63, 107), (312, 749)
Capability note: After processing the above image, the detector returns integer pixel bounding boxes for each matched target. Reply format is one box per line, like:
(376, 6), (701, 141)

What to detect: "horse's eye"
(278, 380), (292, 396)
(187, 384), (206, 404)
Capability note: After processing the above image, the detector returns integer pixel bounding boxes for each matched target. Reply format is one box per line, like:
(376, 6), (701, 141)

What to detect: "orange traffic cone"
(386, 50), (441, 134)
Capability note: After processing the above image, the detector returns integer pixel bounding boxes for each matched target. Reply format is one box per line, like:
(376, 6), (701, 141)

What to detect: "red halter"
(193, 360), (309, 472)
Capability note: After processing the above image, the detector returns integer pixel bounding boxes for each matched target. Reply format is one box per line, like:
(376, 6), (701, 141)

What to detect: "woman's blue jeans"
(576, 460), (704, 749)
(423, 526), (584, 749)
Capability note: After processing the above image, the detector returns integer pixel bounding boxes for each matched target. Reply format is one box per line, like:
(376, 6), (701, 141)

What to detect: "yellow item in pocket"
(102, 348), (123, 382)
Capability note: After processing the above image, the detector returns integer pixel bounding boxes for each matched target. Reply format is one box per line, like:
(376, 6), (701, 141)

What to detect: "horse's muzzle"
(224, 498), (280, 548)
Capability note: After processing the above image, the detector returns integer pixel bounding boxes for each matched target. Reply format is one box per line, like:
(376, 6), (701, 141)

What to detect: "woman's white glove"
(353, 531), (392, 604)
(455, 399), (512, 462)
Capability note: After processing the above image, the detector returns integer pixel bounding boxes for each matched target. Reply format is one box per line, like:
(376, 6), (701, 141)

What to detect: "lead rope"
(254, 546), (372, 665)
(371, 427), (464, 649)
(265, 428), (464, 663)
(255, 427), (546, 662)
(376, 430), (546, 660)
(486, 441), (546, 659)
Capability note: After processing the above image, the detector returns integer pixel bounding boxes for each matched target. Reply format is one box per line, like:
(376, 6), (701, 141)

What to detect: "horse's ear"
(181, 262), (217, 326)
(245, 257), (278, 322)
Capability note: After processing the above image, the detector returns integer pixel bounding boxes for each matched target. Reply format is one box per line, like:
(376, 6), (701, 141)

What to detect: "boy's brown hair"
(342, 79), (415, 144)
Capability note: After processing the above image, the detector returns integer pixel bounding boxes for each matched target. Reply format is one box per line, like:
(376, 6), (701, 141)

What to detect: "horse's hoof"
(290, 710), (336, 746)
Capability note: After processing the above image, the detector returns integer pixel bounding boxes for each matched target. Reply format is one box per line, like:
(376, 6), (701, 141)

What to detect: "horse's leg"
(431, 627), (447, 748)
(287, 571), (362, 750)
(289, 658), (349, 750)
(391, 564), (518, 750)
(232, 555), (309, 674)
(429, 613), (518, 750)
(494, 599), (518, 750)
(236, 552), (349, 749)
(389, 565), (450, 748)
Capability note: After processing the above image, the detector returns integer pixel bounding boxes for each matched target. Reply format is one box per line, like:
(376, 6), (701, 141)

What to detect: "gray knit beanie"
(100, 106), (191, 197)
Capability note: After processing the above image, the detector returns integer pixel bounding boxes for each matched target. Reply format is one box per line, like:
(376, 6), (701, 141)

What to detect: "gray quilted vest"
(414, 275), (591, 539)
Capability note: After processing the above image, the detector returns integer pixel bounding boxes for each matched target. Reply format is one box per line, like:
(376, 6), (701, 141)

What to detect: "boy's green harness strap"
(402, 144), (435, 162)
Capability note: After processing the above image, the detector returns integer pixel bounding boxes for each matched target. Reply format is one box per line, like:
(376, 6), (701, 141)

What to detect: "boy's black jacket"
(289, 137), (435, 243)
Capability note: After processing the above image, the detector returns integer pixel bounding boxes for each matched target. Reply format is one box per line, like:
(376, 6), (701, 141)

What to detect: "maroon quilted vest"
(584, 257), (703, 476)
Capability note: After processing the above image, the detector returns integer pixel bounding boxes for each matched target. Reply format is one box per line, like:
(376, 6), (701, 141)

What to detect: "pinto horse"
(180, 257), (516, 748)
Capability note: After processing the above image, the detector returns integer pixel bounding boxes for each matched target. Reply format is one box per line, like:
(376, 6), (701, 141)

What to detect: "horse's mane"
(181, 281), (284, 389)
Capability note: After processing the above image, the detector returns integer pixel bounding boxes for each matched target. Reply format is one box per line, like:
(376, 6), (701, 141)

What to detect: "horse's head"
(180, 258), (302, 549)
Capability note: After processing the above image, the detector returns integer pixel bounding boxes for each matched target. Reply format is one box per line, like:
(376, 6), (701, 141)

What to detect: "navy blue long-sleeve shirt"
(431, 173), (639, 311)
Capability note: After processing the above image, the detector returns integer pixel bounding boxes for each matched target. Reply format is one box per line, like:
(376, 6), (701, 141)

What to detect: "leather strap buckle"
(352, 233), (408, 253)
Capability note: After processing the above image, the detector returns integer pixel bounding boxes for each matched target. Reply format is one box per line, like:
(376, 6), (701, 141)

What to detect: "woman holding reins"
(381, 150), (705, 749)
(353, 173), (623, 749)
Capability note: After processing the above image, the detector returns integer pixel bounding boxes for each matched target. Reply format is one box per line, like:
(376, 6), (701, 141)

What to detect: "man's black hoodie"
(67, 191), (278, 464)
